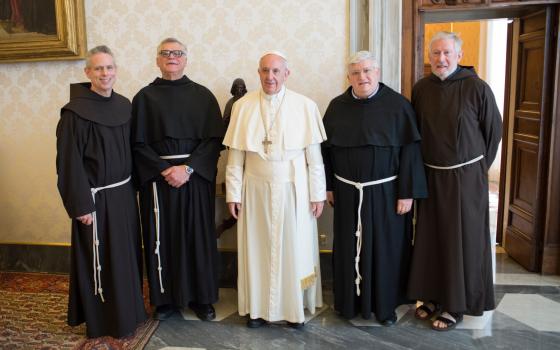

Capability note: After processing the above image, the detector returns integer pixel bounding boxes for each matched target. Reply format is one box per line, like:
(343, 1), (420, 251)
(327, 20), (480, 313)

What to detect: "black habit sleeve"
(397, 142), (428, 200)
(183, 93), (223, 182)
(130, 93), (172, 186)
(479, 84), (503, 167)
(131, 143), (170, 186)
(184, 137), (222, 182)
(321, 144), (334, 192)
(56, 111), (95, 218)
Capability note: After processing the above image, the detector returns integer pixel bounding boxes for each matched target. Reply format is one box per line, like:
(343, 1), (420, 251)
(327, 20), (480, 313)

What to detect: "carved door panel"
(503, 8), (555, 271)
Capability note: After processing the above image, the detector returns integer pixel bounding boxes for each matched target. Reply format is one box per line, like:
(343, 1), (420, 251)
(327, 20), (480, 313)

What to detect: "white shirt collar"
(351, 84), (379, 100)
(262, 85), (286, 103)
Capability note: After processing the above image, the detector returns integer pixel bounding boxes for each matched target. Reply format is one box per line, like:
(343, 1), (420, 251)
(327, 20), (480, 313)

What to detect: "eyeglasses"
(159, 50), (186, 58)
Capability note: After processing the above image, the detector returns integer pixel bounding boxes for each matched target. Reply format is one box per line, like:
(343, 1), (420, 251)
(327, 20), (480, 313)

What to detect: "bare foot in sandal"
(432, 311), (463, 331)
(415, 301), (440, 320)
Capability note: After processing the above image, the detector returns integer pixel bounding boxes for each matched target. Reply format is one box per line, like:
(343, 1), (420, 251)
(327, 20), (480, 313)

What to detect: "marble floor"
(145, 250), (560, 350)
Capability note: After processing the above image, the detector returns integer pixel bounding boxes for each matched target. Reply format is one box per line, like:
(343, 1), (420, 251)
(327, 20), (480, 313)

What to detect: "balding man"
(224, 52), (326, 329)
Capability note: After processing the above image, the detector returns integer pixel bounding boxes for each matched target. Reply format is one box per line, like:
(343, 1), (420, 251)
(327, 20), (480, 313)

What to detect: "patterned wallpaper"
(0, 0), (348, 244)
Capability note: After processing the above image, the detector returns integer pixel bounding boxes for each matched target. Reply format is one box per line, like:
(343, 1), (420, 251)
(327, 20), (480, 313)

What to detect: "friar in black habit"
(322, 50), (427, 326)
(131, 37), (225, 321)
(56, 45), (147, 338)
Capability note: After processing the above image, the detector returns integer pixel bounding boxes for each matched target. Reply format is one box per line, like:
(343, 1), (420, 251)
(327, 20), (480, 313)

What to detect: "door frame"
(401, 1), (560, 273)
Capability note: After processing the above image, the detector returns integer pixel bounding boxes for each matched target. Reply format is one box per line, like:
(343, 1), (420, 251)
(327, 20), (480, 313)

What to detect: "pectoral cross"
(262, 136), (272, 154)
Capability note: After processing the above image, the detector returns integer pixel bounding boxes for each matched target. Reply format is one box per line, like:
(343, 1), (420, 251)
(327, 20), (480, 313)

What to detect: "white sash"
(160, 153), (191, 160)
(90, 175), (131, 302)
(334, 174), (398, 296)
(424, 155), (484, 170)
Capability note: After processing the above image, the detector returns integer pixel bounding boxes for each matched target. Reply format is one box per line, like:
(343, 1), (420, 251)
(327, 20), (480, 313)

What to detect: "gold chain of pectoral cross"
(259, 90), (286, 154)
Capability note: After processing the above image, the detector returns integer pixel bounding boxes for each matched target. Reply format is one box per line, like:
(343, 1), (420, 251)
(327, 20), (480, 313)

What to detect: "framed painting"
(0, 0), (86, 63)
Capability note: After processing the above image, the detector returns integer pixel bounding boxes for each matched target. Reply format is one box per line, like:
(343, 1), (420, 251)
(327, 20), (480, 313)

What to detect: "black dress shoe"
(287, 321), (305, 329)
(380, 313), (397, 327)
(153, 304), (175, 320)
(247, 318), (266, 328)
(189, 302), (216, 321)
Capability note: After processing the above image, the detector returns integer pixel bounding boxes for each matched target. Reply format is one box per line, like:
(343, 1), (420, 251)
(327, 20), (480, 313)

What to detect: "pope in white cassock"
(223, 51), (327, 329)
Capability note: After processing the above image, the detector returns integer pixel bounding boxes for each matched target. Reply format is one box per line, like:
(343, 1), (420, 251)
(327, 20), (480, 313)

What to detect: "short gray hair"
(157, 37), (188, 56)
(347, 51), (379, 71)
(429, 31), (463, 52)
(85, 45), (114, 68)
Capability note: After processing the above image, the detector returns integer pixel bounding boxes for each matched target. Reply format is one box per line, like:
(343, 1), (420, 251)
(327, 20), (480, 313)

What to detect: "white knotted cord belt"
(334, 174), (398, 296)
(152, 153), (191, 294)
(90, 175), (131, 302)
(424, 155), (484, 170)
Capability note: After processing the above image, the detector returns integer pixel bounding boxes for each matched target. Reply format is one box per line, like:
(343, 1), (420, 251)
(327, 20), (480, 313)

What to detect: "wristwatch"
(184, 165), (194, 175)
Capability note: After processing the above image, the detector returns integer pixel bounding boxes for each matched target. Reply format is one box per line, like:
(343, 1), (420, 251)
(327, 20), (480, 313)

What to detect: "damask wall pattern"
(0, 0), (348, 244)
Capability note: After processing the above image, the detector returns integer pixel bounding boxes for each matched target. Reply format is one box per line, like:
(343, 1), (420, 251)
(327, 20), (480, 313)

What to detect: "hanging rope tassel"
(91, 209), (105, 302)
(152, 182), (165, 294)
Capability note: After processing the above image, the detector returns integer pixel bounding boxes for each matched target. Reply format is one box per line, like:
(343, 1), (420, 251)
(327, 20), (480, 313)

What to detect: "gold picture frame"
(0, 0), (86, 63)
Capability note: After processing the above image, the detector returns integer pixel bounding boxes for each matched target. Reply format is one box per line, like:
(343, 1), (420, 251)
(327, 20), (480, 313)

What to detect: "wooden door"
(502, 8), (556, 271)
